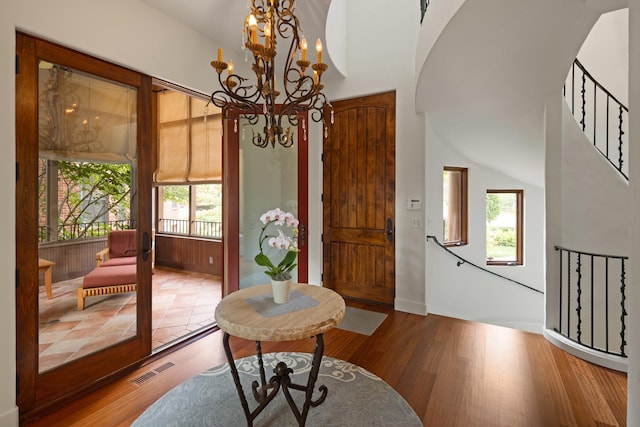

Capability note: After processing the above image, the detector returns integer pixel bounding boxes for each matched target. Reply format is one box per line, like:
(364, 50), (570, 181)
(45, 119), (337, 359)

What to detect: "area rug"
(132, 352), (421, 426)
(336, 306), (388, 336)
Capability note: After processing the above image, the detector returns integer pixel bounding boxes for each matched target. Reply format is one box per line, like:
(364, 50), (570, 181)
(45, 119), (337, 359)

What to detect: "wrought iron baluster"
(571, 62), (575, 114)
(420, 0), (431, 23)
(567, 251), (571, 337)
(580, 72), (586, 132)
(558, 249), (563, 334)
(593, 82), (597, 145)
(620, 259), (627, 357)
(605, 258), (609, 352)
(590, 255), (594, 348)
(575, 253), (582, 343)
(606, 96), (610, 158)
(618, 105), (624, 173)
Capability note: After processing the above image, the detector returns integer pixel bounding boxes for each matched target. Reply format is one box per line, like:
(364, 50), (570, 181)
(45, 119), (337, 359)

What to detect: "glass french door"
(15, 33), (153, 416)
(224, 111), (309, 294)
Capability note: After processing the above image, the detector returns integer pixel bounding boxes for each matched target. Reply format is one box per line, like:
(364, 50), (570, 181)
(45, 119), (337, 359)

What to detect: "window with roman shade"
(154, 90), (222, 184)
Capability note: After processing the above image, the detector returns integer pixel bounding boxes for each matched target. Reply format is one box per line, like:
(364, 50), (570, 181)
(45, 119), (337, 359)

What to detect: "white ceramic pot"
(271, 279), (292, 304)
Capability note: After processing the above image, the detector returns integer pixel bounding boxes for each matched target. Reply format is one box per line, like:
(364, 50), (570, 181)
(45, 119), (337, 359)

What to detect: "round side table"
(215, 283), (345, 426)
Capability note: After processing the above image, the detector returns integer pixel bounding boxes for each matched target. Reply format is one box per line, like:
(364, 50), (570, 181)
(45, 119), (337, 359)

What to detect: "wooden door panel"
(323, 92), (395, 305)
(327, 241), (389, 302)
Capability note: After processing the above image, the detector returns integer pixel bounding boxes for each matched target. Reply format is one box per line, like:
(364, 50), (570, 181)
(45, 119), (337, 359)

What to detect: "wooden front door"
(322, 91), (396, 305)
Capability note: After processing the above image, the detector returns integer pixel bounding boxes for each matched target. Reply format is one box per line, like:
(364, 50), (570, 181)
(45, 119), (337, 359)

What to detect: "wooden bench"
(78, 264), (137, 310)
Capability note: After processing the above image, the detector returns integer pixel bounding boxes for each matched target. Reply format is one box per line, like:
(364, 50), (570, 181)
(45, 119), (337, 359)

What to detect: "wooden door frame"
(15, 33), (153, 418)
(223, 108), (309, 296)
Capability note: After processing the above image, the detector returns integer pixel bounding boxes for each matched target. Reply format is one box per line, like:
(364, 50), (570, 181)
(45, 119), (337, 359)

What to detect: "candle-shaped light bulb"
(313, 70), (319, 86)
(264, 22), (271, 48)
(301, 37), (308, 61)
(217, 48), (223, 62)
(316, 38), (323, 63)
(228, 60), (234, 76)
(248, 14), (258, 44)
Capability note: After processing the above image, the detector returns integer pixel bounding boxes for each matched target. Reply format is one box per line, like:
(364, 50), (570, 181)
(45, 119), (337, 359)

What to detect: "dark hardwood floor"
(23, 300), (627, 426)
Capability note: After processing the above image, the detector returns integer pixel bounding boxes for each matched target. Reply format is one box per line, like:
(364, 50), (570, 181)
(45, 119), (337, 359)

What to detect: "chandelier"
(210, 0), (333, 148)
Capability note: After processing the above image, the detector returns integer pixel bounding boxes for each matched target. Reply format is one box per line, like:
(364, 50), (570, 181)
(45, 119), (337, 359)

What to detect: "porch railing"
(563, 59), (629, 179)
(158, 218), (222, 239)
(554, 246), (627, 357)
(39, 220), (134, 243)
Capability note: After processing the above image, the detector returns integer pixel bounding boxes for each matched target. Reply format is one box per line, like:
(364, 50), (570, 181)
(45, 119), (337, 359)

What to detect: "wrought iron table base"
(222, 333), (328, 427)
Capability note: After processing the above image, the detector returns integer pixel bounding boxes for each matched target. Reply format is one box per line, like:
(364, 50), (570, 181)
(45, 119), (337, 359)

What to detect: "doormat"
(336, 306), (388, 336)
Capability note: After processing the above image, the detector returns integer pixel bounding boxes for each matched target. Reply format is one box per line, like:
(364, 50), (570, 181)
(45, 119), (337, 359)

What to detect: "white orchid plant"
(255, 208), (300, 281)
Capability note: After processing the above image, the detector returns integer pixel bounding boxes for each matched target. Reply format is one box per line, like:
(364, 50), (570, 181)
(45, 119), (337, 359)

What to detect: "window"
(443, 167), (468, 246)
(486, 190), (523, 265)
(153, 84), (223, 239)
(157, 184), (222, 238)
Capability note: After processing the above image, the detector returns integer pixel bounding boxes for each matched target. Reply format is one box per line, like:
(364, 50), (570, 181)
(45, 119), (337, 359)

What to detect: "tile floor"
(38, 266), (221, 372)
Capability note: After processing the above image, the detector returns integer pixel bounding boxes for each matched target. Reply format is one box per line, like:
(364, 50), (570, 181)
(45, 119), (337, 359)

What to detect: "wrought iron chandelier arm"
(210, 0), (332, 148)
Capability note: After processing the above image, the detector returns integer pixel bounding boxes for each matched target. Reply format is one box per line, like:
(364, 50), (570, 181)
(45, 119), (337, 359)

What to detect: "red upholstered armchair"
(96, 229), (137, 267)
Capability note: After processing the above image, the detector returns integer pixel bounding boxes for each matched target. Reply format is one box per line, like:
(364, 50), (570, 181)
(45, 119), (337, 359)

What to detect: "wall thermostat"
(406, 198), (422, 210)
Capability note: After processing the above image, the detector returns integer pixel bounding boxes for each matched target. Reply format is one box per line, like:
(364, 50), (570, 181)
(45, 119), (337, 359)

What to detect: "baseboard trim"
(394, 298), (427, 315)
(0, 405), (19, 427)
(543, 328), (628, 372)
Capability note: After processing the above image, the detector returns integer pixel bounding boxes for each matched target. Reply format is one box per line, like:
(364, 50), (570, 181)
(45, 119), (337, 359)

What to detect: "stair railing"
(554, 246), (627, 357)
(563, 59), (629, 179)
(426, 235), (543, 294)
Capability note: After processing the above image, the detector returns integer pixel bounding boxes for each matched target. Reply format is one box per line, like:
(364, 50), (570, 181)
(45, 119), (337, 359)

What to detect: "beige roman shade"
(154, 91), (222, 184)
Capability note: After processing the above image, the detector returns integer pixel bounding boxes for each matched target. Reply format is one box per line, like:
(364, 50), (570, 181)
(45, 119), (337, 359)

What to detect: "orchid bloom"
(255, 208), (301, 280)
(268, 230), (292, 250)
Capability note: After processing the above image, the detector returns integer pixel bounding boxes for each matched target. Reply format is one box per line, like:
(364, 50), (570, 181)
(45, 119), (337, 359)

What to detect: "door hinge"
(16, 375), (19, 395)
(15, 162), (19, 181)
(320, 233), (323, 242)
(15, 269), (19, 288)
(15, 55), (19, 74)
(321, 152), (324, 162)
(320, 194), (323, 203)
(321, 273), (323, 282)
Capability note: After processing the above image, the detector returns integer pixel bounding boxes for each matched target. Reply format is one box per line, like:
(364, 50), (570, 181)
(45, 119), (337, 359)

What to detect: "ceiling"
(415, 0), (603, 186)
(142, 0), (339, 78)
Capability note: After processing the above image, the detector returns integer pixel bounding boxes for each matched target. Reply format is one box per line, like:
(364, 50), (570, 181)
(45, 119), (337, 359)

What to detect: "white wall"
(560, 102), (629, 255)
(578, 8), (629, 106)
(424, 115), (545, 333)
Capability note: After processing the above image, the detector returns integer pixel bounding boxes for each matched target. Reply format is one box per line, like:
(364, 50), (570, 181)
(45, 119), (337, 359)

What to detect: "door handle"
(141, 231), (152, 261)
(299, 223), (306, 247)
(386, 218), (394, 242)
